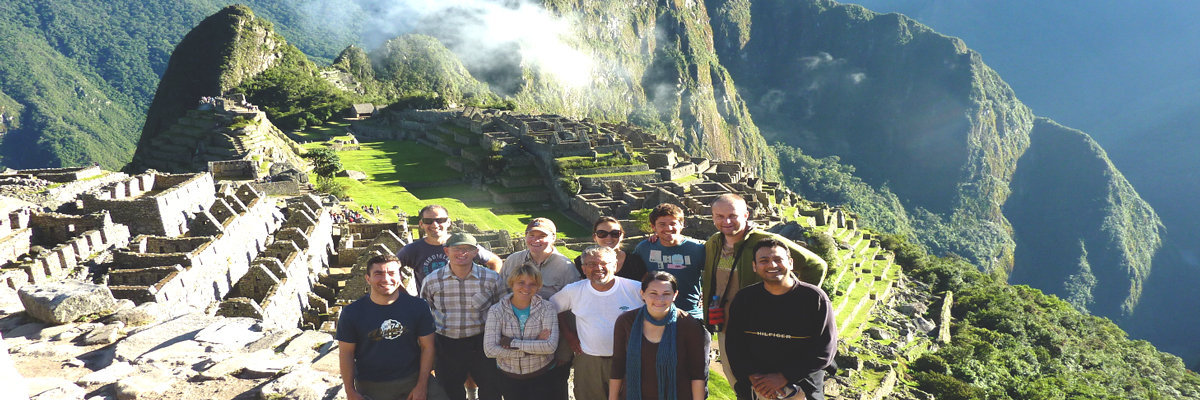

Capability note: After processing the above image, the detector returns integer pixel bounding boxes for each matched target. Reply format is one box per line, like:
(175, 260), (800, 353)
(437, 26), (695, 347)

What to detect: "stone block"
(259, 365), (341, 400)
(193, 317), (265, 348)
(216, 298), (265, 320)
(76, 360), (136, 386)
(114, 368), (174, 400)
(81, 321), (126, 345)
(18, 281), (117, 325)
(114, 313), (218, 362)
(282, 330), (335, 362)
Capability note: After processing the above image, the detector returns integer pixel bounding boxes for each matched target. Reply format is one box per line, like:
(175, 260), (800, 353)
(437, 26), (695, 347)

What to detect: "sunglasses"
(594, 229), (623, 238)
(420, 217), (449, 224)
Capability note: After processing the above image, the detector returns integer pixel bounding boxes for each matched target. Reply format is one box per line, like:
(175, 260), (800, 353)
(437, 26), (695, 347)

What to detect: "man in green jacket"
(703, 193), (827, 388)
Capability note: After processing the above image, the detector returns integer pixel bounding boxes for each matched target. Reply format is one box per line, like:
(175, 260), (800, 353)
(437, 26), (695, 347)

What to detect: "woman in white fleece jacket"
(483, 264), (561, 399)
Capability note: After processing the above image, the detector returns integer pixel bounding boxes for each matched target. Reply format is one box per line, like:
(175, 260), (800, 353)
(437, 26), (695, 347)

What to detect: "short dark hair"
(641, 271), (679, 292)
(365, 254), (401, 275)
(418, 204), (448, 218)
(592, 216), (620, 230)
(753, 238), (791, 258)
(648, 203), (684, 226)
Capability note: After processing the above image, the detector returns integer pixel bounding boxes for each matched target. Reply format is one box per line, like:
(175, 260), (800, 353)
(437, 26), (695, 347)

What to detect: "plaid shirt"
(483, 294), (559, 374)
(420, 264), (502, 338)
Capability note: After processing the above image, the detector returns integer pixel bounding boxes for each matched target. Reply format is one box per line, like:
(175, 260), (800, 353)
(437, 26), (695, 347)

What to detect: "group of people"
(331, 208), (369, 224)
(337, 194), (838, 400)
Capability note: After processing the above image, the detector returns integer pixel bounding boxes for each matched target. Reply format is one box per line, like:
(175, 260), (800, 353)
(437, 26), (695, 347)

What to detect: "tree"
(304, 148), (342, 180)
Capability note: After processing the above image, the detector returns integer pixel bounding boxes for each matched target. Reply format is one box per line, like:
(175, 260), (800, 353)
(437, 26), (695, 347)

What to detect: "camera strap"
(708, 234), (751, 309)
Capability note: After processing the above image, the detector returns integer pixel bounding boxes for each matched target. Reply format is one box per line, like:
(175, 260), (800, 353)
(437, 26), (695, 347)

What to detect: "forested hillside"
(0, 0), (355, 169)
(703, 0), (1160, 324)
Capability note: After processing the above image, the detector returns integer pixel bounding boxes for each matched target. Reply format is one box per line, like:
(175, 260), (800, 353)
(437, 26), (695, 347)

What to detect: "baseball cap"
(445, 232), (477, 247)
(526, 218), (557, 236)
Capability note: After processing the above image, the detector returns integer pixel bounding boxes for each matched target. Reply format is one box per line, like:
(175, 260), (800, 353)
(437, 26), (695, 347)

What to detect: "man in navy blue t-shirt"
(398, 205), (502, 286)
(337, 254), (450, 400)
(633, 202), (706, 319)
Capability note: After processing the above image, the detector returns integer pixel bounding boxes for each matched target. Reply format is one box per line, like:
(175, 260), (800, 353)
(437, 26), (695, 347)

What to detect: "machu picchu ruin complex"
(0, 106), (926, 400)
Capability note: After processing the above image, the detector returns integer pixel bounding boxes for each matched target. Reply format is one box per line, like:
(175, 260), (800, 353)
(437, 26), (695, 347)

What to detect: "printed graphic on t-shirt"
(369, 319), (406, 341)
(420, 257), (449, 279)
(648, 250), (691, 270)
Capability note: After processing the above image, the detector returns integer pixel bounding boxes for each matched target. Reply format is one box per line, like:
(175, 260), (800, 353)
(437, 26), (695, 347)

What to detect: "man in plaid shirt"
(420, 233), (503, 400)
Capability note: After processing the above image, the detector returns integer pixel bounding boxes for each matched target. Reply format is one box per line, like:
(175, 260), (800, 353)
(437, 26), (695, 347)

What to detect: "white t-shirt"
(550, 277), (644, 357)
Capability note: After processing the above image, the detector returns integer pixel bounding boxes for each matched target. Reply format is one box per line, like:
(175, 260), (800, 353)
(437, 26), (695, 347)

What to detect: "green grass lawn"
(292, 120), (352, 142)
(672, 174), (702, 184)
(324, 140), (589, 239)
(708, 369), (736, 400)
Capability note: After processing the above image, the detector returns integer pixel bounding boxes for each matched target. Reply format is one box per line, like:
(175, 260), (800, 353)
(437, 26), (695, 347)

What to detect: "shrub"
(314, 177), (348, 199)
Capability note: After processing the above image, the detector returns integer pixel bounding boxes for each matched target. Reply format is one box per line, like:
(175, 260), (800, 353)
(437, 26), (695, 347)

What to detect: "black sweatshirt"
(725, 280), (837, 397)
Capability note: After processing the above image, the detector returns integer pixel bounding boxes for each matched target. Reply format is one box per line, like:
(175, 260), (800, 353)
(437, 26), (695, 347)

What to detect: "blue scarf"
(625, 305), (678, 400)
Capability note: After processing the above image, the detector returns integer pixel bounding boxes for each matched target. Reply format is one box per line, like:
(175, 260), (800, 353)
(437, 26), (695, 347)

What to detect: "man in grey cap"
(420, 233), (503, 400)
(500, 217), (581, 298)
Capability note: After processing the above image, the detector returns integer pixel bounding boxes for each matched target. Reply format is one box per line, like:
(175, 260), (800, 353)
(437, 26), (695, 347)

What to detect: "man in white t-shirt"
(549, 245), (643, 400)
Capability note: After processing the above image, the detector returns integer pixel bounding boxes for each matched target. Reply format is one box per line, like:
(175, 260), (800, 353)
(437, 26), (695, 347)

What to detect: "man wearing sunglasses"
(632, 203), (706, 320)
(399, 205), (503, 287)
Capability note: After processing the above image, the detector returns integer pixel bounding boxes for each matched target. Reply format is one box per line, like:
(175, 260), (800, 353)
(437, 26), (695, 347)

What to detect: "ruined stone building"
(0, 166), (350, 332)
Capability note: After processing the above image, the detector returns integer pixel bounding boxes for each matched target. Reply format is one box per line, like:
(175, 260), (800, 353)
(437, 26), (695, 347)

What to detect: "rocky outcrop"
(131, 5), (287, 172)
(18, 281), (117, 325)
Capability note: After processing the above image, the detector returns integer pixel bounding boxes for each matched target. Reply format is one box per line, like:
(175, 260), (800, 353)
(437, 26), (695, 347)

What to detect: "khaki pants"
(355, 372), (450, 400)
(572, 353), (612, 400)
(718, 331), (738, 390)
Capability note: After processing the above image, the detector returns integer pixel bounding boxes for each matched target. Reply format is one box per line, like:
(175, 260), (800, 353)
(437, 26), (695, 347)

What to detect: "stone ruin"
(131, 95), (309, 176)
(0, 166), (382, 331)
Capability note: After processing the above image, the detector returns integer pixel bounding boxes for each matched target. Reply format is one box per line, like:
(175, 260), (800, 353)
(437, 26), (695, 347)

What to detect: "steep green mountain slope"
(0, 17), (139, 169)
(130, 5), (292, 170)
(1005, 118), (1161, 317)
(704, 0), (1161, 321)
(0, 0), (355, 170)
(888, 235), (1200, 398)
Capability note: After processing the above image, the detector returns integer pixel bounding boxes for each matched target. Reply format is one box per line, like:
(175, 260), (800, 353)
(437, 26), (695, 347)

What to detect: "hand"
(570, 338), (583, 355)
(749, 373), (788, 399)
(406, 380), (428, 400)
(537, 329), (551, 340)
(346, 388), (365, 400)
(500, 335), (515, 349)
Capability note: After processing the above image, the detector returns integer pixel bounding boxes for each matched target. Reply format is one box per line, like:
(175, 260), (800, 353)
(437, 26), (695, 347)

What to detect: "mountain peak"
(129, 5), (287, 171)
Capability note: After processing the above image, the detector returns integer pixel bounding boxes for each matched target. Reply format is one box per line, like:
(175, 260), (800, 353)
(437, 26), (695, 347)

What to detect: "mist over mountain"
(847, 0), (1200, 365)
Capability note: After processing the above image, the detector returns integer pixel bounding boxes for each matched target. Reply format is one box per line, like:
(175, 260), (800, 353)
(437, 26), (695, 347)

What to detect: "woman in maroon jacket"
(609, 272), (709, 400)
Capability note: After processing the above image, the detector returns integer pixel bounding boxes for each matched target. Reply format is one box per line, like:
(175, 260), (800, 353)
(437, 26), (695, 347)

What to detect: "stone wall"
(82, 173), (216, 237)
(249, 181), (301, 196)
(107, 184), (283, 314)
(218, 194), (335, 328)
(208, 160), (259, 181)
(7, 165), (103, 182)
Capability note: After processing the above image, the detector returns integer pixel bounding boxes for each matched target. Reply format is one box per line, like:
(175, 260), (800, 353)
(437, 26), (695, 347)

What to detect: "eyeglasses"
(420, 217), (449, 224)
(594, 229), (622, 238)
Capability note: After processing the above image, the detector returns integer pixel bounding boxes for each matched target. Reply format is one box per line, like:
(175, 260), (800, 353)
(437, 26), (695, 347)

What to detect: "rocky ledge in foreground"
(0, 284), (345, 400)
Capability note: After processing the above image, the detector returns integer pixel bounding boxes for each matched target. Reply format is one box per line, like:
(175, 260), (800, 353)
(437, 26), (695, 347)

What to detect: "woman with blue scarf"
(609, 272), (709, 400)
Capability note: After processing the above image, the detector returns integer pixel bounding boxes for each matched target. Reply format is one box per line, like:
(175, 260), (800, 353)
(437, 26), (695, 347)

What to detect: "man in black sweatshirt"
(726, 239), (837, 399)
